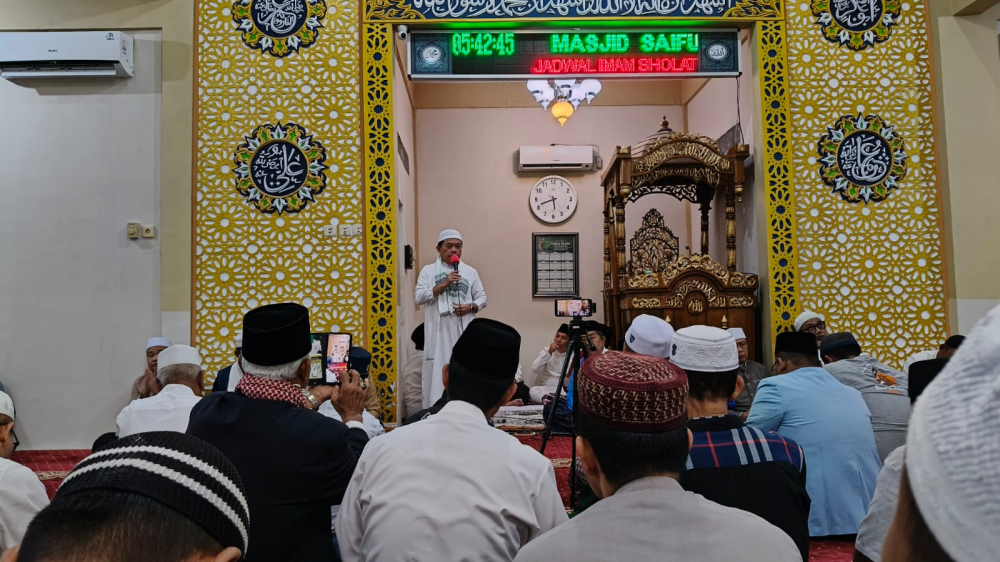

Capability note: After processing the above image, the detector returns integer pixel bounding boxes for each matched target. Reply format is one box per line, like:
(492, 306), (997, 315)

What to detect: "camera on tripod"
(553, 298), (596, 318)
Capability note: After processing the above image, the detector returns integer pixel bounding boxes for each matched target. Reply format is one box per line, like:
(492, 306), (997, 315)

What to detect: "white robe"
(225, 360), (244, 392)
(116, 384), (202, 437)
(0, 457), (49, 551)
(336, 400), (567, 562)
(415, 259), (487, 408)
(530, 347), (567, 403)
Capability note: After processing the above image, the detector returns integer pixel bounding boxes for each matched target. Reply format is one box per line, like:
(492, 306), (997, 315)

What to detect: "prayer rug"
(493, 405), (546, 433)
(13, 449), (90, 500)
(16, 446), (856, 561)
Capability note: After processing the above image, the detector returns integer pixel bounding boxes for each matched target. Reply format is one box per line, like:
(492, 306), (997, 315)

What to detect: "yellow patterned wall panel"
(195, 0), (366, 392)
(362, 23), (399, 421)
(785, 0), (946, 368)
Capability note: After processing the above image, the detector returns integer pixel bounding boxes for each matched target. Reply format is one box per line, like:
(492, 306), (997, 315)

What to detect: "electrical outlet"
(126, 222), (140, 240)
(338, 224), (363, 237)
(141, 225), (156, 238)
(322, 225), (336, 238)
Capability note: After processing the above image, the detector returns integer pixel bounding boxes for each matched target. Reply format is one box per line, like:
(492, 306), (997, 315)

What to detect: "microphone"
(450, 254), (460, 273)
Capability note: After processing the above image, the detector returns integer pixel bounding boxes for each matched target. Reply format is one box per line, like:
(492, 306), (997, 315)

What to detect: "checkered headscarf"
(58, 432), (250, 553)
(578, 351), (688, 433)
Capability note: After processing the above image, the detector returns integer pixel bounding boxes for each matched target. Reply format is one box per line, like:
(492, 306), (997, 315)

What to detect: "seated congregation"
(0, 301), (992, 562)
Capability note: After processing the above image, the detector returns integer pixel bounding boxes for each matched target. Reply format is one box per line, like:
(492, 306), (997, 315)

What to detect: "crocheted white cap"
(0, 391), (13, 420)
(624, 315), (674, 359)
(437, 229), (462, 243)
(793, 311), (824, 331)
(670, 326), (739, 373)
(727, 327), (747, 341)
(146, 337), (172, 350)
(906, 303), (1000, 561)
(156, 345), (204, 375)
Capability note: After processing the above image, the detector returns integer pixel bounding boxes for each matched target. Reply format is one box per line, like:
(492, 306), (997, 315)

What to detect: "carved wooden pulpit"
(601, 119), (761, 360)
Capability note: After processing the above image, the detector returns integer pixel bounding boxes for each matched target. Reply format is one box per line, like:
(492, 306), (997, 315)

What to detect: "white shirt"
(903, 349), (938, 373)
(0, 456), (49, 550)
(116, 384), (202, 437)
(336, 400), (567, 562)
(318, 402), (385, 439)
(531, 347), (567, 390)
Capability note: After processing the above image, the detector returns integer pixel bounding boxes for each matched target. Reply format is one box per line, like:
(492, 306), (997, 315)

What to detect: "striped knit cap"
(57, 432), (250, 553)
(579, 350), (688, 433)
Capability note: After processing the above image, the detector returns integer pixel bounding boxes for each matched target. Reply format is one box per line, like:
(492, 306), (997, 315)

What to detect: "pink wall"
(686, 36), (760, 277)
(393, 58), (419, 412)
(414, 105), (684, 382)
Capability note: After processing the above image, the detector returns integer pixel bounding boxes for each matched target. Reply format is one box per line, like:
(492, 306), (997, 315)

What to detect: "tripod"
(539, 317), (594, 508)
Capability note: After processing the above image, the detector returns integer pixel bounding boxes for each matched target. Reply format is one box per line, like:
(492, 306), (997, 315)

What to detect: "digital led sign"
(408, 30), (741, 80)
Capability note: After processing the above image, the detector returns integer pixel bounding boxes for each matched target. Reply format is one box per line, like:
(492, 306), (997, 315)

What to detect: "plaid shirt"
(682, 414), (810, 561)
(686, 414), (805, 472)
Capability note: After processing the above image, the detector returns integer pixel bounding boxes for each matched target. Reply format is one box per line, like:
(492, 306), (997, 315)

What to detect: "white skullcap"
(727, 327), (747, 341)
(0, 391), (13, 420)
(156, 345), (203, 377)
(624, 315), (674, 359)
(671, 326), (739, 372)
(793, 311), (824, 331)
(906, 304), (1000, 561)
(437, 229), (462, 244)
(234, 332), (243, 348)
(146, 337), (172, 350)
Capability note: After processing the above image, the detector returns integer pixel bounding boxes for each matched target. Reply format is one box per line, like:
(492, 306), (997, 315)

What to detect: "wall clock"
(530, 175), (577, 224)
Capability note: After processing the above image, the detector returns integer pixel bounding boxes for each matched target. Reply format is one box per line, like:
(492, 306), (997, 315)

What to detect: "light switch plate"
(126, 222), (140, 240)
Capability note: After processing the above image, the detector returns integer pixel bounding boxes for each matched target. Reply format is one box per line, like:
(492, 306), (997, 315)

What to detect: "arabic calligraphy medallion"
(233, 122), (328, 214)
(818, 114), (907, 204)
(810, 0), (900, 51)
(232, 0), (327, 57)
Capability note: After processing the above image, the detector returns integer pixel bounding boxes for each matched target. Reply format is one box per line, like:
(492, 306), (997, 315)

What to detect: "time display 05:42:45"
(451, 32), (515, 57)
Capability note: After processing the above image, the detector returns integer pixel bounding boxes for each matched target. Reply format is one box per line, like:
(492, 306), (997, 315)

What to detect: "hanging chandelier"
(526, 79), (602, 127)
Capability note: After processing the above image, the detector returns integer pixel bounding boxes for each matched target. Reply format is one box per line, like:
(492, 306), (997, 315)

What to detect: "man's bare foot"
(505, 399), (524, 407)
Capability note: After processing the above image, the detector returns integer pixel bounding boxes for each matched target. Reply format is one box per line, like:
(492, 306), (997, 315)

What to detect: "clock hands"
(543, 197), (557, 209)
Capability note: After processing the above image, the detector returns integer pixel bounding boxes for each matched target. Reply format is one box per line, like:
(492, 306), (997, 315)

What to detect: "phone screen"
(554, 299), (595, 318)
(308, 333), (327, 386)
(327, 333), (352, 384)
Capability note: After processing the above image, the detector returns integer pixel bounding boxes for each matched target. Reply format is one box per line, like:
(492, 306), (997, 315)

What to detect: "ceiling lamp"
(550, 99), (574, 127)
(526, 79), (602, 127)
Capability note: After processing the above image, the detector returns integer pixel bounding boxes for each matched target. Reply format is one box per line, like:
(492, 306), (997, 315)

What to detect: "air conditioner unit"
(0, 31), (134, 79)
(518, 145), (600, 173)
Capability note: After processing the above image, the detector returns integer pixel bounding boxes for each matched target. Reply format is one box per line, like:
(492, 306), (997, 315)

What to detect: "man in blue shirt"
(747, 331), (881, 538)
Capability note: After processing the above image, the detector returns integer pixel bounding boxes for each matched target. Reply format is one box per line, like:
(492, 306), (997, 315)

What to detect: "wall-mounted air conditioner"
(518, 145), (600, 173)
(0, 31), (134, 79)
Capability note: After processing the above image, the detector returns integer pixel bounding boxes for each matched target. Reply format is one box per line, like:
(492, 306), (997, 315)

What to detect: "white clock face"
(420, 45), (443, 64)
(530, 176), (577, 224)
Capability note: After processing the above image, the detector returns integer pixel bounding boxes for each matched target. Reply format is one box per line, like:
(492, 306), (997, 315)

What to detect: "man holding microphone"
(415, 229), (488, 408)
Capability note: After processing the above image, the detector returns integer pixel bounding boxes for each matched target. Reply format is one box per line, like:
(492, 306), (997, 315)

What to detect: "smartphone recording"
(554, 298), (595, 318)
